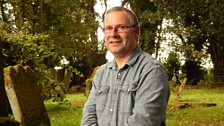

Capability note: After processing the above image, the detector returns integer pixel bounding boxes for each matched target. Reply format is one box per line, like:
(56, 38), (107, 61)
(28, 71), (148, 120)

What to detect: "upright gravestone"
(176, 78), (188, 100)
(4, 65), (50, 126)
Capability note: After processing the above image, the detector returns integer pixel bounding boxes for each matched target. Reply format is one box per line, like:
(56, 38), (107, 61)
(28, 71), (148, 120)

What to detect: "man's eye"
(118, 25), (126, 30)
(106, 27), (113, 31)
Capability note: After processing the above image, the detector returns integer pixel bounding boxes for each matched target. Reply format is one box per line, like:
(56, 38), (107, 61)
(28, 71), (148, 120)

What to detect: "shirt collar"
(108, 46), (142, 69)
(126, 46), (142, 66)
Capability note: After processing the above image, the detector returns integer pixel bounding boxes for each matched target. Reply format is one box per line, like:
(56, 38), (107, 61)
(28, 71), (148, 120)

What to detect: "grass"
(167, 86), (224, 126)
(45, 93), (86, 126)
(45, 86), (224, 126)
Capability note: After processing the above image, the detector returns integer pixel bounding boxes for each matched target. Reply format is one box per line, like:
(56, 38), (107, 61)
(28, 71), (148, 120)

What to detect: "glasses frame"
(103, 24), (137, 34)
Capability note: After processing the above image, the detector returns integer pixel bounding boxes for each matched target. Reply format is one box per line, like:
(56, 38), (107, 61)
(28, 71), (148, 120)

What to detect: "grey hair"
(105, 6), (139, 25)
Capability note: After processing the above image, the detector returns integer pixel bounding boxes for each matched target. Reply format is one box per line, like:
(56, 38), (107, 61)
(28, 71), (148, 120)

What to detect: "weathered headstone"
(48, 68), (72, 90)
(176, 78), (188, 100)
(85, 78), (92, 97)
(170, 75), (177, 92)
(4, 65), (51, 126)
(55, 69), (64, 82)
(84, 66), (99, 98)
(63, 68), (72, 90)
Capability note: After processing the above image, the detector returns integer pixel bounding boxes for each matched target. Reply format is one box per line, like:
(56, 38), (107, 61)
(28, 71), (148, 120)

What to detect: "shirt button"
(117, 73), (121, 80)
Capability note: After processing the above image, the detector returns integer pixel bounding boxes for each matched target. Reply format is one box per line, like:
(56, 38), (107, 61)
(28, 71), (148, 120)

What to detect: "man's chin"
(109, 49), (119, 54)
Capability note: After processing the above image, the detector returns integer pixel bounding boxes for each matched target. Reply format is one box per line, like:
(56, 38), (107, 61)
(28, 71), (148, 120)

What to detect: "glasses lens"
(103, 24), (136, 34)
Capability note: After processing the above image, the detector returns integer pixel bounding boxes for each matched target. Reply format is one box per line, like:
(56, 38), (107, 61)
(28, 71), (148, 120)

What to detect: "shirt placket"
(106, 69), (122, 126)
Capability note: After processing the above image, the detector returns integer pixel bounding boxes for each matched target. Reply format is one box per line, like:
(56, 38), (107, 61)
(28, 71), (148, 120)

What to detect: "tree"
(164, 52), (181, 82)
(122, 0), (164, 56)
(0, 0), (10, 116)
(0, 35), (10, 116)
(158, 0), (224, 76)
(1, 0), (105, 96)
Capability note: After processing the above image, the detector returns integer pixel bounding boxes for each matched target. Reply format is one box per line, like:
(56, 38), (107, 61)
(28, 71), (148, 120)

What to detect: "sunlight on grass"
(45, 93), (86, 126)
(45, 87), (224, 126)
(167, 87), (224, 126)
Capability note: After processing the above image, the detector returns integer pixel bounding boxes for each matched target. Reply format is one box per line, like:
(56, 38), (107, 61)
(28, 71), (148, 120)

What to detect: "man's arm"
(127, 64), (170, 126)
(81, 83), (98, 126)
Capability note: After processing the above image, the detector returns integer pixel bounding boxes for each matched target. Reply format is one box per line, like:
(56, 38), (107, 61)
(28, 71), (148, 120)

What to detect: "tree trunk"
(0, 37), (10, 116)
(38, 0), (45, 33)
(212, 58), (224, 76)
(208, 36), (224, 76)
(0, 0), (7, 22)
(87, 0), (98, 51)
(155, 21), (163, 59)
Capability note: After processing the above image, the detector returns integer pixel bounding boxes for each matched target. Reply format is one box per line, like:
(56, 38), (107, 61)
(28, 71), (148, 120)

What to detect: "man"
(81, 6), (170, 126)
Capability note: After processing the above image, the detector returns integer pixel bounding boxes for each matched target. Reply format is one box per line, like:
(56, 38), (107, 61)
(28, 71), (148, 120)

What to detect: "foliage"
(0, 25), (61, 99)
(155, 0), (224, 76)
(121, 0), (218, 81)
(182, 61), (207, 85)
(164, 52), (181, 81)
(122, 0), (164, 55)
(45, 0), (99, 60)
(0, 0), (104, 101)
(42, 0), (104, 85)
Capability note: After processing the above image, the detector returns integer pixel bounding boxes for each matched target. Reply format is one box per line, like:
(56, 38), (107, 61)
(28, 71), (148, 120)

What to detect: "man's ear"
(135, 25), (140, 39)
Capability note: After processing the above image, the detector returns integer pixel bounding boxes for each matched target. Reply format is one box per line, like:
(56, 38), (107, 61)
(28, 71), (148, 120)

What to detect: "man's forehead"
(104, 11), (129, 24)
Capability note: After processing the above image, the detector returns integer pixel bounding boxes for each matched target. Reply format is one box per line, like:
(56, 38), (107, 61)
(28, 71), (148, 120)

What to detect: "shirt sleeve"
(127, 64), (170, 126)
(81, 81), (98, 126)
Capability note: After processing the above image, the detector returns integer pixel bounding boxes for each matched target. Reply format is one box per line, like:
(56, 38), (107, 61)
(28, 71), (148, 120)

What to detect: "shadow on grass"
(45, 100), (72, 113)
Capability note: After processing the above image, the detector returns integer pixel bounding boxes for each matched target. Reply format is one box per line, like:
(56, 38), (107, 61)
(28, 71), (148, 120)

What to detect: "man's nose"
(110, 28), (119, 36)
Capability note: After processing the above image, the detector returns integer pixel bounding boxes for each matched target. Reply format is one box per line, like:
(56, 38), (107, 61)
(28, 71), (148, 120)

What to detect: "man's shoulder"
(95, 62), (112, 73)
(139, 51), (165, 68)
(139, 52), (157, 63)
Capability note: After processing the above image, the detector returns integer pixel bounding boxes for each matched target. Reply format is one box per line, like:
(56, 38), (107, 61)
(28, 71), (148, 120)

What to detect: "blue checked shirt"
(81, 47), (170, 126)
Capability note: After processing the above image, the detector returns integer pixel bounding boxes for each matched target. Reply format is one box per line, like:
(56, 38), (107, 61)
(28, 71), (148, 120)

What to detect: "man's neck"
(114, 51), (133, 69)
(113, 47), (138, 69)
(114, 57), (128, 69)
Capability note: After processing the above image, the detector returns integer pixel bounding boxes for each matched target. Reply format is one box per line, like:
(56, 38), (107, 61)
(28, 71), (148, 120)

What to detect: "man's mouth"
(110, 40), (122, 44)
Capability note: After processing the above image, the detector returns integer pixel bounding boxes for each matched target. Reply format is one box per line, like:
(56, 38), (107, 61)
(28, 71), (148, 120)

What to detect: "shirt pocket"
(119, 82), (139, 113)
(95, 85), (110, 112)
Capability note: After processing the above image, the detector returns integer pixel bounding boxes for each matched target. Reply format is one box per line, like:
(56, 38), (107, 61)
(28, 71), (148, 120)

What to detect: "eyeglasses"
(103, 24), (137, 34)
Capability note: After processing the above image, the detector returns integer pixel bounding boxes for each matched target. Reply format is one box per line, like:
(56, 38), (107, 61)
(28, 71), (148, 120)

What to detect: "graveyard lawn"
(45, 86), (224, 126)
(45, 93), (86, 126)
(167, 86), (224, 126)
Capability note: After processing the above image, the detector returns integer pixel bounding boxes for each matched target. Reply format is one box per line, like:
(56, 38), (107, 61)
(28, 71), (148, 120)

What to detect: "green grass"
(45, 93), (86, 126)
(167, 86), (224, 126)
(45, 87), (224, 126)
